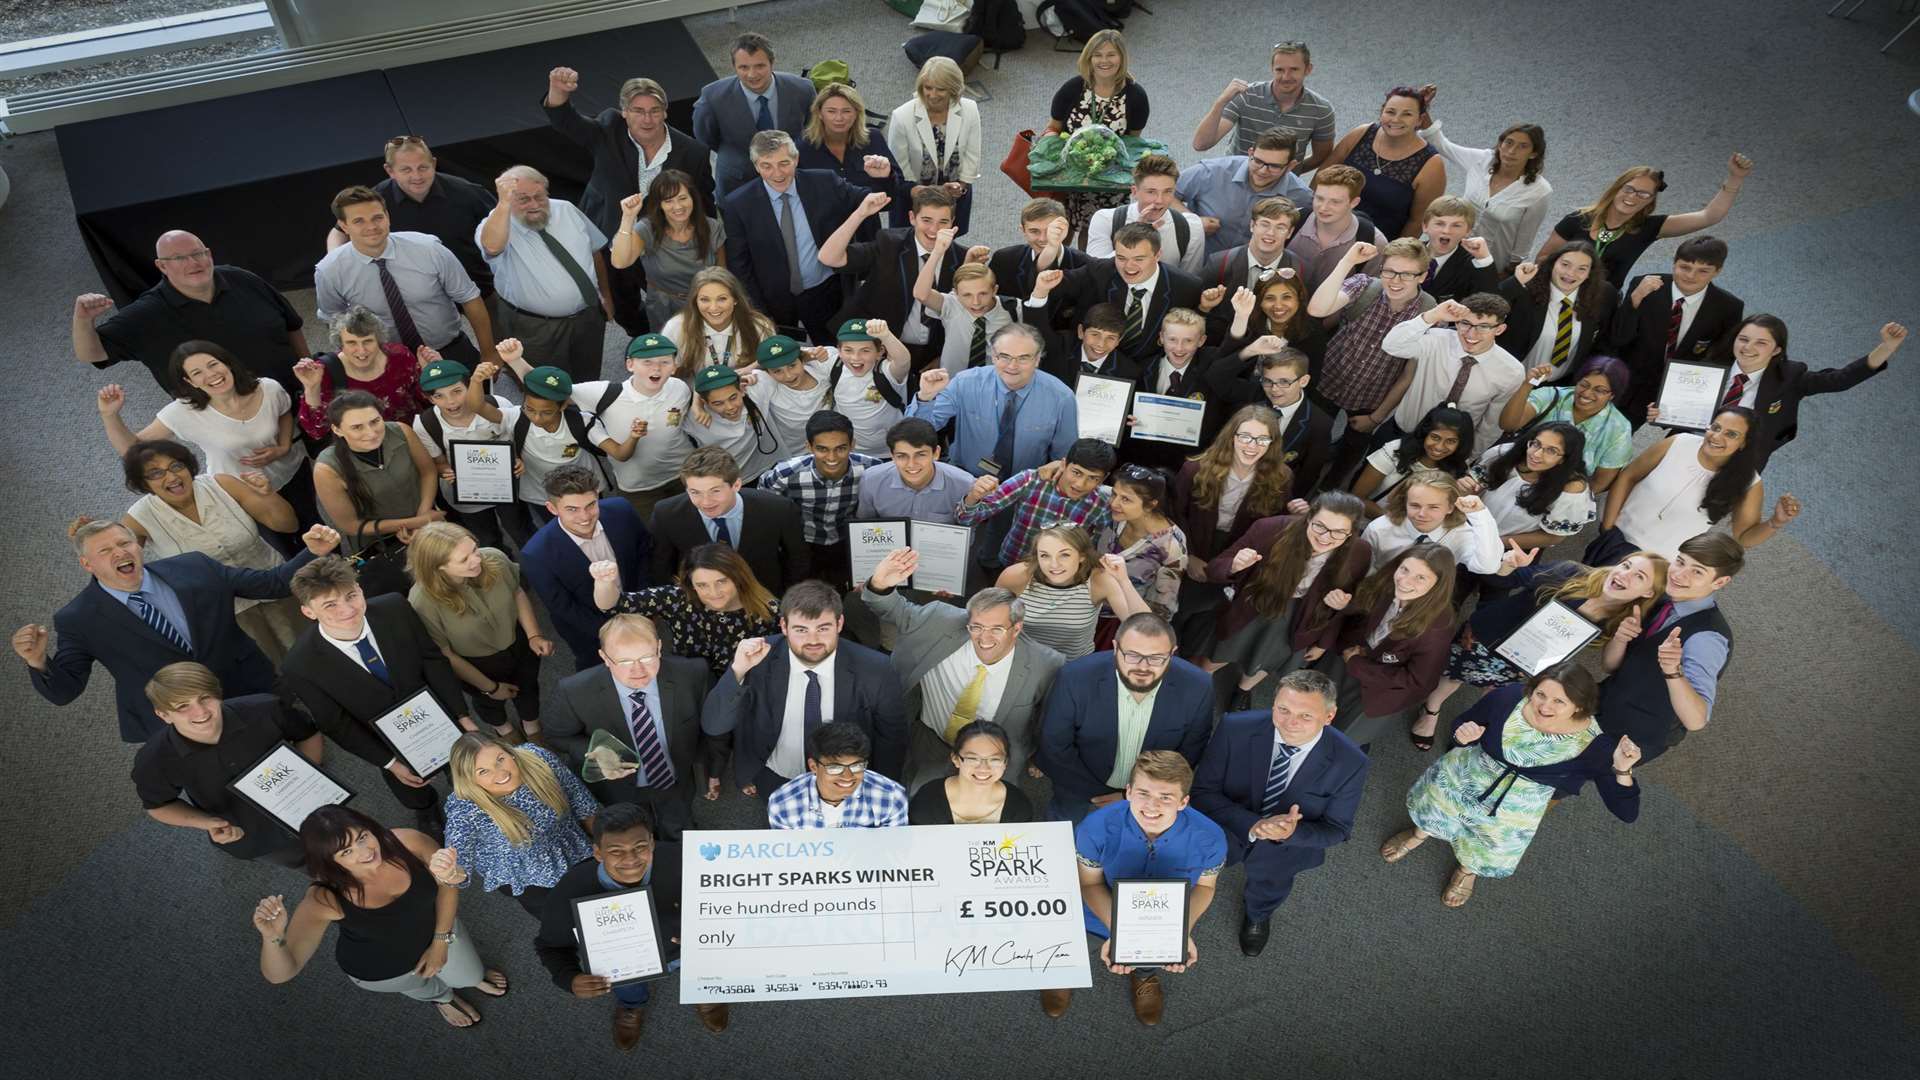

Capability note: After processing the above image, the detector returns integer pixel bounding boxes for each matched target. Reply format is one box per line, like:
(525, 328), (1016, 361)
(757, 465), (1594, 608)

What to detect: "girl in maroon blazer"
(1168, 404), (1294, 654)
(1329, 542), (1458, 748)
(1198, 491), (1372, 710)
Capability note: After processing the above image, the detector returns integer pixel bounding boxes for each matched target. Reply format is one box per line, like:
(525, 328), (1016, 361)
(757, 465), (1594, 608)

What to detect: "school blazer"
(519, 499), (653, 667)
(1191, 710), (1369, 866)
(542, 657), (716, 807)
(279, 594), (468, 767)
(1496, 277), (1620, 373)
(1425, 249), (1502, 303)
(691, 72), (817, 196)
(1043, 260), (1205, 363)
(721, 169), (866, 313)
(649, 489), (809, 596)
(1207, 517), (1372, 651)
(1743, 354), (1885, 473)
(31, 550), (313, 743)
(834, 226), (964, 336)
(1035, 652), (1215, 805)
(1334, 597), (1456, 717)
(700, 637), (908, 786)
(988, 243), (1089, 303)
(857, 584), (1065, 777)
(1610, 279), (1745, 373)
(543, 103), (716, 237)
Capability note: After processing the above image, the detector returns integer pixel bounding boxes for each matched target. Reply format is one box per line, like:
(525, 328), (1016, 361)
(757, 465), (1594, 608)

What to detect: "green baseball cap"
(626, 333), (678, 359)
(524, 365), (574, 401)
(756, 334), (804, 369)
(836, 318), (877, 342)
(692, 364), (740, 393)
(418, 359), (470, 391)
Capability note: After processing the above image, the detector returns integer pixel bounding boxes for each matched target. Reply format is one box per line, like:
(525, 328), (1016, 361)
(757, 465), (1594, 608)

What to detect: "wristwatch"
(437, 930), (457, 944)
(1611, 767), (1634, 778)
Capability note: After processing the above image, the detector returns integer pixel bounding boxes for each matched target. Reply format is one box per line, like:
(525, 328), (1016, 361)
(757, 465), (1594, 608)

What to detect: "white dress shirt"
(920, 641), (1014, 737)
(1525, 286), (1584, 379)
(1670, 286), (1709, 350)
(319, 618), (383, 673)
(1086, 202), (1207, 276)
(768, 651), (837, 778)
(1381, 320), (1525, 454)
(1361, 507), (1503, 574)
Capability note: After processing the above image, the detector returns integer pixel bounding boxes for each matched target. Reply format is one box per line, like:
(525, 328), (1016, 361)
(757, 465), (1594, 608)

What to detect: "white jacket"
(886, 96), (983, 185)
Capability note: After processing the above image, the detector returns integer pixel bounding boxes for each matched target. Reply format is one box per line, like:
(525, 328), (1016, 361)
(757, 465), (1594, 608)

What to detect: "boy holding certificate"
(412, 358), (514, 550)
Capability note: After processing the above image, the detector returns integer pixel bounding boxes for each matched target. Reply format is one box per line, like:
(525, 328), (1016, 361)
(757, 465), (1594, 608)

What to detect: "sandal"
(434, 995), (481, 1028)
(1380, 829), (1425, 864)
(1442, 867), (1477, 908)
(473, 968), (509, 997)
(1409, 707), (1440, 752)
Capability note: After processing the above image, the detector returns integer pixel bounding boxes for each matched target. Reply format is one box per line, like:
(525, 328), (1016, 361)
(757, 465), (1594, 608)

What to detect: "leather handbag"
(1000, 128), (1037, 195)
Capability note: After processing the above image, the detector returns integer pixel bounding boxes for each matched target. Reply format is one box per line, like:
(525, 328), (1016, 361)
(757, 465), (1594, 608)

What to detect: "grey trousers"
(345, 917), (484, 1003)
(495, 300), (612, 383)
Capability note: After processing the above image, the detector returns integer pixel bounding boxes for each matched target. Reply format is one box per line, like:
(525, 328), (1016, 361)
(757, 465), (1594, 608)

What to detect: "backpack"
(804, 60), (851, 94)
(416, 392), (500, 452)
(1110, 202), (1191, 264)
(823, 358), (907, 412)
(903, 30), (984, 74)
(512, 400), (617, 488)
(1037, 0), (1121, 42)
(966, 0), (1027, 51)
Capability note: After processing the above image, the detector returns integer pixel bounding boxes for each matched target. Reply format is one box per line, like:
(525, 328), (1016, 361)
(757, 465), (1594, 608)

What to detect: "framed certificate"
(847, 520), (908, 587)
(1128, 393), (1206, 446)
(372, 687), (465, 778)
(573, 886), (670, 985)
(228, 741), (353, 834)
(909, 520), (972, 595)
(1075, 374), (1133, 444)
(1493, 599), (1603, 676)
(449, 439), (516, 504)
(1110, 878), (1189, 967)
(1654, 361), (1732, 432)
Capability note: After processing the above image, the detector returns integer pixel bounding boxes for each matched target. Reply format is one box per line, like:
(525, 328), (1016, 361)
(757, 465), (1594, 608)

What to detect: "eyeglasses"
(1573, 380), (1614, 396)
(1118, 464), (1159, 481)
(605, 652), (661, 668)
(1457, 321), (1501, 337)
(957, 755), (1007, 769)
(142, 461), (191, 482)
(156, 249), (212, 264)
(817, 760), (868, 776)
(1619, 186), (1658, 202)
(965, 623), (1012, 639)
(1378, 268), (1422, 282)
(1525, 439), (1564, 457)
(1307, 520), (1351, 541)
(1259, 375), (1303, 390)
(1248, 155), (1291, 172)
(1118, 649), (1172, 668)
(993, 351), (1039, 367)
(1127, 788), (1183, 808)
(1271, 40), (1308, 51)
(1233, 432), (1276, 447)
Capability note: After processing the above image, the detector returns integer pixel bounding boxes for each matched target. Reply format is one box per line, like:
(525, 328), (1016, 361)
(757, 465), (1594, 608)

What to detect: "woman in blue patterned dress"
(1381, 662), (1643, 906)
(444, 733), (600, 917)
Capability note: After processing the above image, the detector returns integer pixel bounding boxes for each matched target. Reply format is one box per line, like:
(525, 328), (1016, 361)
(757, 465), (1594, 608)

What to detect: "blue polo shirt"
(1073, 800), (1227, 937)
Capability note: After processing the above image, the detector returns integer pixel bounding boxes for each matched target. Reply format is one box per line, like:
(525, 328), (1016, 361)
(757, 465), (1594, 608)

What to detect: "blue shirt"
(1072, 801), (1227, 937)
(100, 571), (194, 652)
(908, 368), (1078, 477)
(313, 232), (481, 349)
(1656, 596), (1729, 719)
(855, 461), (975, 524)
(762, 180), (831, 291)
(739, 79), (780, 127)
(445, 745), (601, 894)
(702, 494), (747, 547)
(1174, 155), (1317, 256)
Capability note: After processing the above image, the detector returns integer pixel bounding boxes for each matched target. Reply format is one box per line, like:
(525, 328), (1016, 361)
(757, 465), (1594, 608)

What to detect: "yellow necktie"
(945, 664), (989, 744)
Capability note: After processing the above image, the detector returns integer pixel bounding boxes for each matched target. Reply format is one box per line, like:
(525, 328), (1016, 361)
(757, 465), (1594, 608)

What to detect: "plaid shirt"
(954, 468), (1115, 566)
(1317, 274), (1430, 413)
(758, 452), (887, 544)
(766, 771), (909, 829)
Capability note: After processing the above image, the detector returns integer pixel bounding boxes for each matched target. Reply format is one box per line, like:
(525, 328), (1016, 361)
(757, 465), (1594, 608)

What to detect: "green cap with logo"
(836, 318), (877, 343)
(756, 334), (804, 369)
(626, 333), (678, 359)
(692, 364), (740, 393)
(418, 359), (470, 391)
(524, 365), (574, 401)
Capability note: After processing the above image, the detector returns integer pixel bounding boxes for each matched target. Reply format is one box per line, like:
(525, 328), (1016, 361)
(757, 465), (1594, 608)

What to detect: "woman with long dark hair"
(1327, 542), (1459, 748)
(251, 806), (505, 1027)
(1536, 155), (1753, 283)
(311, 390), (442, 573)
(1169, 405), (1294, 650)
(908, 719), (1036, 826)
(592, 541), (781, 679)
(1198, 491), (1372, 709)
(1417, 92), (1551, 269)
(1497, 242), (1616, 383)
(1101, 465), (1187, 618)
(1497, 356), (1635, 492)
(1587, 406), (1800, 564)
(1219, 272), (1327, 365)
(610, 168), (726, 330)
(1458, 421), (1593, 550)
(1349, 404), (1475, 513)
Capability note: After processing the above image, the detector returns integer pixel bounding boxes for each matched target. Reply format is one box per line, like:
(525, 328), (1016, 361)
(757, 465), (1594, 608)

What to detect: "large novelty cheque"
(680, 823), (1091, 1002)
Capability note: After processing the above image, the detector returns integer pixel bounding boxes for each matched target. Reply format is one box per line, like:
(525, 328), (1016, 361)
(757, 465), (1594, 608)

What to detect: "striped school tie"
(1122, 286), (1146, 345)
(628, 690), (675, 788)
(128, 591), (191, 656)
(968, 316), (989, 368)
(1664, 298), (1685, 358)
(1262, 741), (1301, 813)
(1548, 298), (1574, 372)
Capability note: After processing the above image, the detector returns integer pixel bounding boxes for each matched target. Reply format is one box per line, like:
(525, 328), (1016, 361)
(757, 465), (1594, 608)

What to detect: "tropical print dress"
(1405, 701), (1598, 877)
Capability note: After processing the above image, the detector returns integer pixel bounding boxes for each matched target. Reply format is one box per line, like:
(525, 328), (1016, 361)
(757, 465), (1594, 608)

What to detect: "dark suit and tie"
(700, 636), (907, 790)
(1039, 260), (1206, 364)
(988, 243), (1089, 307)
(691, 71), (816, 197)
(520, 499), (653, 671)
(1422, 247), (1501, 303)
(280, 594), (470, 813)
(1126, 347), (1238, 474)
(1497, 277), (1620, 381)
(1191, 710), (1369, 924)
(29, 550), (314, 743)
(721, 170), (866, 343)
(1611, 278), (1744, 430)
(835, 226), (965, 364)
(543, 657), (715, 838)
(650, 489), (809, 595)
(1035, 652), (1215, 824)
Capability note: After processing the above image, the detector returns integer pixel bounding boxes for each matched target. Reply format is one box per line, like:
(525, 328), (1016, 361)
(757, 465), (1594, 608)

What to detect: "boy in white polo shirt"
(820, 317), (911, 455)
(413, 356), (512, 549)
(568, 333), (693, 519)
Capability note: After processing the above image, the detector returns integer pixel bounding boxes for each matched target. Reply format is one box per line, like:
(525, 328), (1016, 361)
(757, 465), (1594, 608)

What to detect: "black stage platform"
(59, 19), (716, 303)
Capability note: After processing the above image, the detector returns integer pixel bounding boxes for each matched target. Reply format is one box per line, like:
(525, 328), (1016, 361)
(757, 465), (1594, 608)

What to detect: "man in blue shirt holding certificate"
(1052, 750), (1225, 1027)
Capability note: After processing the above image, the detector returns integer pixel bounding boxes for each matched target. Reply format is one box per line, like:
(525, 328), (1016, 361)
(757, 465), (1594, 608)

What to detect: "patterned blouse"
(1102, 521), (1188, 617)
(1523, 387), (1635, 473)
(444, 745), (599, 895)
(296, 343), (430, 440)
(612, 586), (780, 679)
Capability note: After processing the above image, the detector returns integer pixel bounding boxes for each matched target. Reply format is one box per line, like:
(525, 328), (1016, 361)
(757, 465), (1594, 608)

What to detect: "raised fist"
(549, 67), (580, 96)
(74, 294), (115, 321)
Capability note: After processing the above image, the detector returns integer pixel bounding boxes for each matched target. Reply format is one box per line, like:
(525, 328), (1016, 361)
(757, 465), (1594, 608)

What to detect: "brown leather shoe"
(612, 1004), (646, 1051)
(1130, 971), (1165, 1026)
(693, 1003), (731, 1033)
(1039, 988), (1072, 1018)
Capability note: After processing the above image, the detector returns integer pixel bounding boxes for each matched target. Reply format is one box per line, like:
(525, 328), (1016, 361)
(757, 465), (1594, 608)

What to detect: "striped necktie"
(1719, 371), (1749, 411)
(128, 591), (191, 656)
(1122, 286), (1146, 345)
(1664, 298), (1685, 358)
(373, 258), (426, 350)
(968, 316), (989, 368)
(1262, 740), (1301, 813)
(1548, 297), (1574, 373)
(627, 690), (675, 787)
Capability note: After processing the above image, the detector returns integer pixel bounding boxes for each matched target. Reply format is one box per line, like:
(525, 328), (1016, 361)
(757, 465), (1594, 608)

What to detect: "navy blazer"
(834, 225), (965, 338)
(1042, 259), (1206, 363)
(31, 550), (312, 743)
(988, 243), (1090, 305)
(543, 102), (716, 237)
(797, 130), (908, 242)
(721, 170), (866, 313)
(649, 488), (810, 596)
(691, 72), (817, 196)
(700, 636), (907, 787)
(1036, 652), (1215, 805)
(1191, 710), (1369, 867)
(520, 499), (653, 668)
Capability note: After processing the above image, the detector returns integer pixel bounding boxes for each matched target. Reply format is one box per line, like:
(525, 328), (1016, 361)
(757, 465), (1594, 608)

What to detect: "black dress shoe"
(1229, 687), (1253, 712)
(1238, 913), (1271, 957)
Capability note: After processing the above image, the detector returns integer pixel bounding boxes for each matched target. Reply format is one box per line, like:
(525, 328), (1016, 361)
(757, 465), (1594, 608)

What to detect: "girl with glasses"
(1537, 155), (1753, 283)
(908, 719), (1036, 825)
(1496, 356), (1634, 492)
(1456, 421), (1594, 552)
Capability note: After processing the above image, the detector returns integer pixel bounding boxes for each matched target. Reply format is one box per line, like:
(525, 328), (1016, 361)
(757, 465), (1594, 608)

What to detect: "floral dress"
(1102, 522), (1187, 617)
(1405, 702), (1597, 878)
(1058, 87), (1132, 232)
(612, 586), (779, 679)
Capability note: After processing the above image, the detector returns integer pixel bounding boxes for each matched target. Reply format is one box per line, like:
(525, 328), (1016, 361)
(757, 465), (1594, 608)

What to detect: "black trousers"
(381, 765), (441, 811)
(501, 884), (552, 918)
(461, 631), (545, 731)
(606, 257), (652, 339)
(432, 334), (482, 367)
(763, 277), (844, 346)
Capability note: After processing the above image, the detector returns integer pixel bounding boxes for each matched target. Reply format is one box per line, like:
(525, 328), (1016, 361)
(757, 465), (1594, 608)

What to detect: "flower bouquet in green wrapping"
(1027, 125), (1169, 190)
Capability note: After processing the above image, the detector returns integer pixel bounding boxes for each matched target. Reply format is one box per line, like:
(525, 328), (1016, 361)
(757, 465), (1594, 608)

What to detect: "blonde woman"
(659, 266), (774, 377)
(887, 56), (982, 234)
(995, 525), (1149, 661)
(1045, 29), (1150, 233)
(443, 732), (600, 916)
(1536, 155), (1753, 284)
(406, 522), (554, 745)
(799, 82), (907, 242)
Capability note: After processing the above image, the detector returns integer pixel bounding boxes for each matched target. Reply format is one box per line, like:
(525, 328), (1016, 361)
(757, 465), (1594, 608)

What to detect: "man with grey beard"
(478, 165), (614, 381)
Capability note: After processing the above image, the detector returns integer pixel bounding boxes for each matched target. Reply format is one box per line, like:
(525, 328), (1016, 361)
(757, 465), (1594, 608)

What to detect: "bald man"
(477, 165), (613, 382)
(73, 230), (309, 393)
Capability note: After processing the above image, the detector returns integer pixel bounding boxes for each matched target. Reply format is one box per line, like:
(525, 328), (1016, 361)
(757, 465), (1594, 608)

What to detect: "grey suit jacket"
(859, 585), (1065, 777)
(543, 657), (715, 807)
(691, 72), (817, 196)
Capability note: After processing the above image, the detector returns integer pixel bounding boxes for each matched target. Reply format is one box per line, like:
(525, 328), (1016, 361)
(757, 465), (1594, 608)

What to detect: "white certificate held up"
(909, 520), (971, 595)
(1654, 361), (1732, 432)
(1109, 879), (1190, 967)
(228, 742), (353, 833)
(573, 887), (669, 985)
(681, 823), (1091, 1002)
(1494, 599), (1603, 675)
(449, 440), (516, 504)
(1129, 393), (1206, 446)
(1075, 374), (1133, 444)
(373, 687), (465, 778)
(847, 521), (908, 587)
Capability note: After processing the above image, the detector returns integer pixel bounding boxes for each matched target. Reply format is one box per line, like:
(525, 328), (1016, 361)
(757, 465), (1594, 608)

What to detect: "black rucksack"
(1037, 0), (1121, 42)
(966, 0), (1027, 51)
(904, 30), (984, 73)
